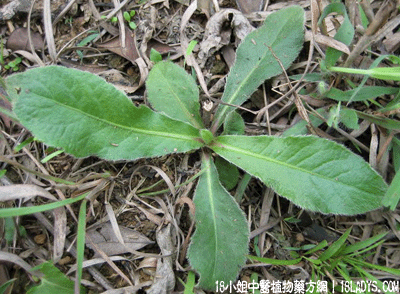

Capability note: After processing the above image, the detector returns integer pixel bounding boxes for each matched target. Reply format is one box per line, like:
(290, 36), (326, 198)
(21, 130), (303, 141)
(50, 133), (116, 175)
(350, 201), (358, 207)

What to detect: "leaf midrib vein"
(217, 15), (298, 122)
(219, 143), (374, 194)
(46, 97), (199, 142)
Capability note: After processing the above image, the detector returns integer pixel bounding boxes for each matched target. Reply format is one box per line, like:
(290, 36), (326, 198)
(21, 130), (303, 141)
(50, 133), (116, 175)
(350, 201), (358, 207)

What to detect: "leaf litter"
(0, 0), (400, 293)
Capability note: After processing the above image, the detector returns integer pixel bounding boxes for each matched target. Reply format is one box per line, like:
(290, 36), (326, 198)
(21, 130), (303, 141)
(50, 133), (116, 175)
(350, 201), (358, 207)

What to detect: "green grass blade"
(75, 199), (87, 294)
(248, 255), (302, 266)
(318, 228), (351, 261)
(0, 193), (87, 218)
(340, 232), (387, 255)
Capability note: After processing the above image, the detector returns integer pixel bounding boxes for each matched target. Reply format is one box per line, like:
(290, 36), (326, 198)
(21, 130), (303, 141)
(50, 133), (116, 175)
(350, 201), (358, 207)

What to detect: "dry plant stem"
(43, 0), (57, 62)
(27, 0), (44, 66)
(377, 132), (395, 164)
(360, 0), (374, 23)
(52, 0), (77, 25)
(86, 235), (133, 286)
(180, 0), (211, 98)
(113, 0), (126, 48)
(257, 188), (274, 254)
(370, 124), (378, 169)
(342, 0), (397, 69)
(261, 84), (271, 135)
(267, 46), (315, 134)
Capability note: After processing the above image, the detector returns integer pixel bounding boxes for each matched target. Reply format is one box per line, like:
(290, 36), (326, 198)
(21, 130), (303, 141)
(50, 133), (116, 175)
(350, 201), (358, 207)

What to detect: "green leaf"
(6, 66), (203, 160)
(0, 279), (16, 294)
(211, 135), (387, 215)
(318, 3), (354, 68)
(282, 108), (328, 136)
(248, 255), (302, 266)
(185, 40), (198, 58)
(340, 231), (387, 256)
(355, 110), (400, 130)
(200, 129), (214, 144)
(382, 167), (400, 210)
(187, 153), (249, 290)
(223, 110), (245, 135)
(76, 200), (87, 293)
(150, 48), (162, 63)
(319, 228), (351, 261)
(339, 108), (359, 130)
(28, 261), (85, 294)
(123, 11), (131, 22)
(147, 61), (204, 129)
(393, 136), (400, 172)
(324, 86), (399, 102)
(0, 193), (87, 218)
(211, 6), (305, 131)
(215, 156), (239, 190)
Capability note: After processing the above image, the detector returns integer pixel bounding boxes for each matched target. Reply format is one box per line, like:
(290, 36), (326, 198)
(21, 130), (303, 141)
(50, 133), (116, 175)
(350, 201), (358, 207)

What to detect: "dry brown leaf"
(306, 31), (350, 55)
(198, 8), (254, 67)
(86, 222), (153, 257)
(0, 184), (56, 202)
(6, 28), (44, 52)
(235, 0), (264, 14)
(97, 27), (140, 64)
(147, 224), (175, 294)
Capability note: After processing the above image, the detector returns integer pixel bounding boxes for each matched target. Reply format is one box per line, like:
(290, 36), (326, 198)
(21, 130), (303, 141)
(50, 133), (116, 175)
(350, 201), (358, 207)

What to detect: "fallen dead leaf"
(6, 28), (44, 52)
(85, 222), (154, 257)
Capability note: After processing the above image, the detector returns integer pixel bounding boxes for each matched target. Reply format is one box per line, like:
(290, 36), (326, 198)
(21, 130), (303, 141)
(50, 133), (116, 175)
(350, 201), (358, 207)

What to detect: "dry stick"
(52, 0), (77, 26)
(43, 0), (57, 62)
(27, 0), (45, 66)
(112, 0), (126, 48)
(267, 46), (316, 135)
(255, 26), (316, 125)
(341, 0), (397, 71)
(180, 0), (211, 99)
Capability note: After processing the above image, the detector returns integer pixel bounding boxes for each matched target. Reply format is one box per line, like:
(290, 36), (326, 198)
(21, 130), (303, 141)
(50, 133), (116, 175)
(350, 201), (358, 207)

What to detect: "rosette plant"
(3, 6), (387, 290)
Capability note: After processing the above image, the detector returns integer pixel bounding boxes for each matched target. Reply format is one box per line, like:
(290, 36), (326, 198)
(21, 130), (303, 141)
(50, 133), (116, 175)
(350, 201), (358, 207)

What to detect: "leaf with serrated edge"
(211, 135), (387, 215)
(211, 6), (304, 131)
(188, 152), (249, 290)
(6, 66), (203, 160)
(147, 61), (203, 129)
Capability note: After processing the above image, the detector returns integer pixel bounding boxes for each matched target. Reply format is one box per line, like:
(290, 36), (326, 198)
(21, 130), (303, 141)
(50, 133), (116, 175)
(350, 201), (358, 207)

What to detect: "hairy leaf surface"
(146, 61), (203, 128)
(211, 6), (304, 131)
(211, 136), (387, 215)
(6, 66), (203, 160)
(188, 153), (249, 290)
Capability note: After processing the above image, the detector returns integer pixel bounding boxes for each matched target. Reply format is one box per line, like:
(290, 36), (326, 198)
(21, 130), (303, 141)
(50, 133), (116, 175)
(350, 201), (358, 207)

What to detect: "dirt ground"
(1, 0), (400, 293)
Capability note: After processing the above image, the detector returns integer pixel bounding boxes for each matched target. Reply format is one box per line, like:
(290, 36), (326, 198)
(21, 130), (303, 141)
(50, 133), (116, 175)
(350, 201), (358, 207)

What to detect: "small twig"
(43, 0), (57, 62)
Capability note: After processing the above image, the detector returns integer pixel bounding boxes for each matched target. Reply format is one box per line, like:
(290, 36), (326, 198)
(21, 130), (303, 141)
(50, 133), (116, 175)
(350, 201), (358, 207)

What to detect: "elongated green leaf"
(355, 110), (400, 130)
(211, 135), (387, 215)
(146, 61), (203, 129)
(6, 66), (203, 160)
(325, 86), (399, 102)
(248, 255), (302, 266)
(188, 153), (249, 290)
(340, 231), (386, 256)
(211, 6), (304, 131)
(382, 167), (400, 210)
(319, 228), (350, 261)
(0, 193), (87, 218)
